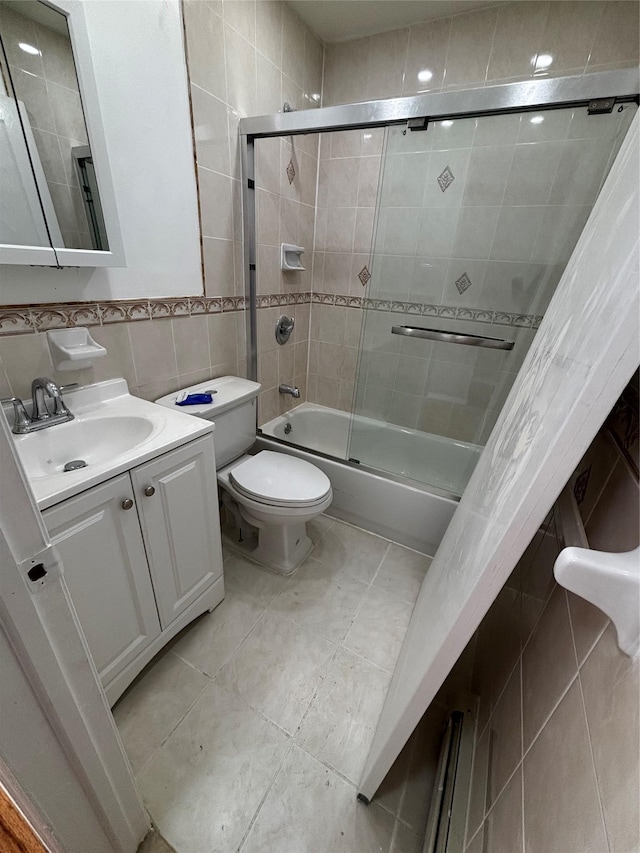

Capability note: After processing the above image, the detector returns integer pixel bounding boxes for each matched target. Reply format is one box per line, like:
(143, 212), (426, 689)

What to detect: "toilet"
(155, 376), (332, 574)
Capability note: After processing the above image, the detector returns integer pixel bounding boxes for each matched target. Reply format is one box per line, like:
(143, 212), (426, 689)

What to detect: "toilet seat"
(228, 450), (331, 508)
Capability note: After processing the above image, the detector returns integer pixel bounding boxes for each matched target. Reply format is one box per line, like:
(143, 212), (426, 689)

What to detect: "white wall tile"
(183, 1), (227, 101)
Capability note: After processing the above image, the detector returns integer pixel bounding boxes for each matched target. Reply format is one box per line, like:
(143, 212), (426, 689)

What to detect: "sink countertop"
(13, 379), (214, 510)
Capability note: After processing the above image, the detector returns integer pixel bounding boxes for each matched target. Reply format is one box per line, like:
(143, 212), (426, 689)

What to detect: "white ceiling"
(288, 0), (506, 43)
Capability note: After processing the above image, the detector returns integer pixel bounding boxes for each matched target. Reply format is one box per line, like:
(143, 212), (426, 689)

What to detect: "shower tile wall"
(305, 0), (640, 434)
(464, 386), (639, 852)
(254, 130), (318, 422)
(323, 2), (640, 107)
(356, 313), (537, 443)
(313, 128), (384, 300)
(0, 3), (91, 248)
(351, 105), (634, 443)
(306, 128), (383, 412)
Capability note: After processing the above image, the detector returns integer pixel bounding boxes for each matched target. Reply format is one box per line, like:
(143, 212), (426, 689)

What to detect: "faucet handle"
(1, 397), (32, 433)
(52, 383), (78, 416)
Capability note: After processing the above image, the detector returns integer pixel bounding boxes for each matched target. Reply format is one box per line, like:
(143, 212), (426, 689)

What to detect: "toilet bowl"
(155, 377), (332, 574)
(218, 451), (332, 573)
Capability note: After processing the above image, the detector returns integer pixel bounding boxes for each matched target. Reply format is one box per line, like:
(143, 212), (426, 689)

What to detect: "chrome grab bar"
(391, 325), (514, 351)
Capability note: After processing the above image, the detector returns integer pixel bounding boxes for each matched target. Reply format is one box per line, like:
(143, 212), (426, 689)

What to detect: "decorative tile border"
(0, 295), (254, 336)
(0, 291), (542, 337)
(0, 308), (34, 335)
(357, 297), (538, 328)
(34, 303), (103, 330)
(150, 298), (191, 318)
(100, 301), (152, 323)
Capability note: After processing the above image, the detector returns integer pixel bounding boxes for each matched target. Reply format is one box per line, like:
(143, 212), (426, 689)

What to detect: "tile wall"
(323, 1), (640, 106)
(349, 104), (635, 442)
(0, 3), (91, 248)
(183, 0), (323, 423)
(0, 299), (245, 402)
(464, 378), (640, 851)
(306, 0), (640, 431)
(305, 127), (381, 411)
(356, 312), (537, 443)
(254, 128), (319, 420)
(184, 0), (322, 301)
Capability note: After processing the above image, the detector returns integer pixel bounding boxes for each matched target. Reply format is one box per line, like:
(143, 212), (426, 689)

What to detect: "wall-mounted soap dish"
(281, 243), (305, 271)
(554, 483), (640, 657)
(47, 327), (107, 371)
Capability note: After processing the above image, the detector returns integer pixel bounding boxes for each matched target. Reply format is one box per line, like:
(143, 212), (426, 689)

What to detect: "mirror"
(0, 0), (109, 253)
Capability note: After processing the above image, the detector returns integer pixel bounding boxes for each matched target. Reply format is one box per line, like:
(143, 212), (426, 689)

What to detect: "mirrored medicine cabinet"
(0, 0), (123, 267)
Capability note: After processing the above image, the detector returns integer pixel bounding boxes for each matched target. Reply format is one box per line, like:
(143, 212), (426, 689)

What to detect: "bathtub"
(257, 403), (482, 555)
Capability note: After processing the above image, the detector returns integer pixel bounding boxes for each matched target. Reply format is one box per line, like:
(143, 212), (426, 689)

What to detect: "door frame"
(0, 412), (148, 852)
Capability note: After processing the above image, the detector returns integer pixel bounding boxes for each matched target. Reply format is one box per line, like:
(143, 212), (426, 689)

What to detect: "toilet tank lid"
(154, 376), (261, 417)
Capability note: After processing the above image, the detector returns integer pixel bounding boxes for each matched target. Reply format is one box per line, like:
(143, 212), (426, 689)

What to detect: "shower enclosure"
(241, 70), (638, 500)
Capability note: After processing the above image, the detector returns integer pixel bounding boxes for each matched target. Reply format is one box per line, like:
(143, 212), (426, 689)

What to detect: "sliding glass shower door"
(348, 102), (636, 494)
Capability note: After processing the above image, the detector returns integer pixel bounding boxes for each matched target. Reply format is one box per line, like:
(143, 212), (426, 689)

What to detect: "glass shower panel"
(348, 102), (637, 494)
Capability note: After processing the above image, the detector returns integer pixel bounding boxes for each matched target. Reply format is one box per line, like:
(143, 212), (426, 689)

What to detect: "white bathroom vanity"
(12, 379), (225, 705)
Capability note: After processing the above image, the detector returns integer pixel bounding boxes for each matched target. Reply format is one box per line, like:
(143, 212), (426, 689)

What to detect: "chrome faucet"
(279, 384), (300, 399)
(31, 377), (75, 426)
(1, 378), (75, 434)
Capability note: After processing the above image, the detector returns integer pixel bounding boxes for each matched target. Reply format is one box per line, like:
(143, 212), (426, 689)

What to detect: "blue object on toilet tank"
(175, 393), (214, 406)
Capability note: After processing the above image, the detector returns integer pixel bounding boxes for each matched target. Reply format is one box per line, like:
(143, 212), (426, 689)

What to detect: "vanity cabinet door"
(43, 474), (161, 688)
(132, 435), (223, 629)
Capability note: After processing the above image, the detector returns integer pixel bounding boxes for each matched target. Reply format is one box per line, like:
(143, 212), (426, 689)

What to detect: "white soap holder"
(47, 327), (107, 371)
(281, 243), (305, 271)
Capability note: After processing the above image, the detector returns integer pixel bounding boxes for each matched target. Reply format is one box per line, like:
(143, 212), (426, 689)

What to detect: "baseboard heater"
(423, 708), (476, 853)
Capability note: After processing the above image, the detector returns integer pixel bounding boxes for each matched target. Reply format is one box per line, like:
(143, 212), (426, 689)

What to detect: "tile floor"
(114, 516), (437, 853)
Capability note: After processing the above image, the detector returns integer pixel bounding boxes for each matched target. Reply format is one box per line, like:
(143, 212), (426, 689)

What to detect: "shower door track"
(239, 68), (639, 380)
(241, 68), (638, 138)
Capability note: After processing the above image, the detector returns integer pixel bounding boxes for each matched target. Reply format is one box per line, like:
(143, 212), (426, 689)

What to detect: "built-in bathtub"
(257, 402), (482, 555)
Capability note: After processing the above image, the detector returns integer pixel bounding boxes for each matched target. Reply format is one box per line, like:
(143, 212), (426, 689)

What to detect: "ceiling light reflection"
(533, 53), (553, 72)
(19, 42), (41, 56)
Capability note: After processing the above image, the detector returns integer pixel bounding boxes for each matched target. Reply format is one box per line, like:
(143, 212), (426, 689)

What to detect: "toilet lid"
(229, 451), (331, 507)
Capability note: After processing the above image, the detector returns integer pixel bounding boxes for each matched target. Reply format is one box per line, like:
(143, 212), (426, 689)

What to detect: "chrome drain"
(63, 459), (87, 472)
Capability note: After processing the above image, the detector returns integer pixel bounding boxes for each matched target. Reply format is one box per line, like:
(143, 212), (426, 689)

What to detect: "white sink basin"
(18, 415), (155, 479)
(11, 379), (215, 510)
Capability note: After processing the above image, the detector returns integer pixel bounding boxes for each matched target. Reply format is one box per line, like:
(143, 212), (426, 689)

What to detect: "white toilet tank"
(155, 376), (261, 468)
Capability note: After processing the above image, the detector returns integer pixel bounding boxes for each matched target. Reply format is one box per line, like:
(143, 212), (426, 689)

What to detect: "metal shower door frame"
(239, 68), (639, 382)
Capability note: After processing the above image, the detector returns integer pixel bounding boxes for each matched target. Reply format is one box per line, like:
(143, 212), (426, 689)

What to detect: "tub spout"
(279, 384), (300, 398)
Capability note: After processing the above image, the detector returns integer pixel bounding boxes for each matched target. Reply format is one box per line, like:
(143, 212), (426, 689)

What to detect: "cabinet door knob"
(143, 486), (155, 497)
(121, 498), (134, 510)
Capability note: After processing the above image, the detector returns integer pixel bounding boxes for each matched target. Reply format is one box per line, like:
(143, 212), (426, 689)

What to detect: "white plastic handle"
(554, 545), (640, 657)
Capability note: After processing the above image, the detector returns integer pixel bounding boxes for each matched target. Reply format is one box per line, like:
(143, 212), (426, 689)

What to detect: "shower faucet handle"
(275, 315), (295, 345)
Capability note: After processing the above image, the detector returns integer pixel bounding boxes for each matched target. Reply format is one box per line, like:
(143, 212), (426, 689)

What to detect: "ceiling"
(288, 0), (506, 43)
